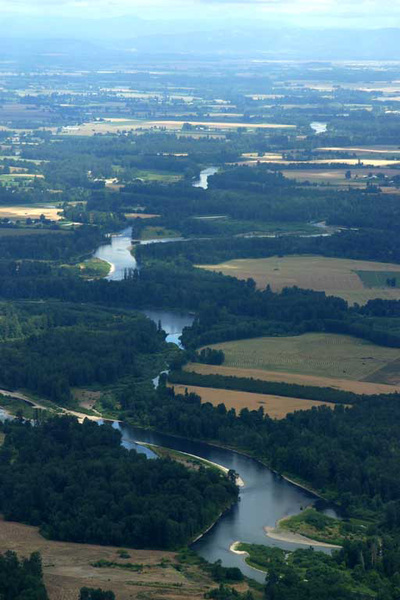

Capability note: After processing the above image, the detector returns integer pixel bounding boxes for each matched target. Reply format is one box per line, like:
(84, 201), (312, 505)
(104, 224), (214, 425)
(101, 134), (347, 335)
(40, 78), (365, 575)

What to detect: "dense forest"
(0, 303), (168, 403)
(0, 417), (238, 549)
(0, 227), (104, 261)
(0, 551), (48, 600)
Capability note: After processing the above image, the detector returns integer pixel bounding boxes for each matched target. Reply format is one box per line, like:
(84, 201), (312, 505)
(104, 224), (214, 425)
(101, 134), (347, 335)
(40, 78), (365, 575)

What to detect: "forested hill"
(0, 416), (238, 549)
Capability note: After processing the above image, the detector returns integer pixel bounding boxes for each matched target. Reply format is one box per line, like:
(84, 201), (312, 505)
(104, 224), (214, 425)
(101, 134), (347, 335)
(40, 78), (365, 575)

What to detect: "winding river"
(90, 180), (339, 581)
(113, 423), (331, 583)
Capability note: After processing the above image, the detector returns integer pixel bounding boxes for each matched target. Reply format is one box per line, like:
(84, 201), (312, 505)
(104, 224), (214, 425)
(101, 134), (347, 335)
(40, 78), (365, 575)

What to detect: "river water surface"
(193, 166), (219, 189)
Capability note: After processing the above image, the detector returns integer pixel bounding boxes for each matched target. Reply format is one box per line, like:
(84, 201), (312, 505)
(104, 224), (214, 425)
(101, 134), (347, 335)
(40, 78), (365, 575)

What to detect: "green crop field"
(356, 270), (400, 288)
(206, 333), (400, 384)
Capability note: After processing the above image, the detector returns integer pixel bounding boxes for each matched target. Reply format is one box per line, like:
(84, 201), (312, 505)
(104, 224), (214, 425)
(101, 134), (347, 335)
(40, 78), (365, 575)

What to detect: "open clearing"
(198, 255), (400, 305)
(0, 206), (62, 221)
(0, 518), (224, 600)
(168, 383), (331, 418)
(200, 333), (400, 384)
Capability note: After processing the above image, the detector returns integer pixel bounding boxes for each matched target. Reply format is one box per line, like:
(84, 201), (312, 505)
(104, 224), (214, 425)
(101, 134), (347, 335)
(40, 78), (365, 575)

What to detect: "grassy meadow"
(199, 255), (400, 304)
(202, 333), (400, 384)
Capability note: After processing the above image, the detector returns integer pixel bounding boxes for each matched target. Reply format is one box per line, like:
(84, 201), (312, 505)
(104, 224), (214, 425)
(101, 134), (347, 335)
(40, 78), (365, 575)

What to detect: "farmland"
(199, 255), (400, 304)
(60, 118), (296, 136)
(199, 333), (400, 384)
(0, 518), (223, 600)
(0, 205), (62, 221)
(184, 363), (400, 395)
(168, 383), (334, 418)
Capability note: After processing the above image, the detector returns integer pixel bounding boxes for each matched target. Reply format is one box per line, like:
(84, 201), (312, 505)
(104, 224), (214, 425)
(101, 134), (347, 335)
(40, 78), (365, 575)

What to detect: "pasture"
(168, 383), (332, 418)
(202, 333), (400, 384)
(198, 255), (400, 304)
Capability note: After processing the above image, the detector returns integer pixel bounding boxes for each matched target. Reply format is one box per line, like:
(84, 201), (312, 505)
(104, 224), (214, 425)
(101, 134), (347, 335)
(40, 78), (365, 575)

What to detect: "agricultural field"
(199, 255), (400, 304)
(168, 383), (332, 418)
(0, 518), (225, 600)
(0, 228), (66, 236)
(242, 156), (400, 167)
(200, 333), (400, 384)
(125, 212), (160, 219)
(356, 270), (400, 288)
(184, 363), (400, 395)
(60, 118), (296, 135)
(281, 169), (374, 187)
(0, 205), (62, 221)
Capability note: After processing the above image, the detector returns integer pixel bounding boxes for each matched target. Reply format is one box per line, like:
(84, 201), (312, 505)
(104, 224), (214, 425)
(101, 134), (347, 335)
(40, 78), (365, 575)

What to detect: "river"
(94, 227), (137, 281)
(90, 167), (338, 581)
(193, 166), (219, 189)
(109, 423), (336, 583)
(310, 121), (328, 134)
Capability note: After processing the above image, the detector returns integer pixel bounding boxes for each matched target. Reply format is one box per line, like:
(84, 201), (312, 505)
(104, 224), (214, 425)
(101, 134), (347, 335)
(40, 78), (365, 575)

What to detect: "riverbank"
(264, 516), (342, 550)
(229, 543), (269, 574)
(136, 442), (245, 486)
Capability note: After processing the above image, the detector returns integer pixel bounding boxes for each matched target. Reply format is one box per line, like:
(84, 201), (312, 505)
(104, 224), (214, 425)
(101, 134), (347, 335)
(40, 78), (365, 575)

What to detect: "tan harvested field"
(0, 519), (223, 600)
(316, 146), (400, 154)
(61, 119), (295, 135)
(184, 363), (400, 395)
(0, 173), (44, 179)
(200, 333), (400, 384)
(245, 158), (400, 167)
(281, 169), (368, 186)
(198, 255), (400, 305)
(168, 384), (332, 418)
(124, 212), (160, 219)
(0, 206), (62, 221)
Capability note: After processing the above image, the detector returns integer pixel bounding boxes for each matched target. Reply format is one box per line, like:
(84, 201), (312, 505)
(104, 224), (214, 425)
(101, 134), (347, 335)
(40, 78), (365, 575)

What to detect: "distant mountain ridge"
(1, 26), (400, 63)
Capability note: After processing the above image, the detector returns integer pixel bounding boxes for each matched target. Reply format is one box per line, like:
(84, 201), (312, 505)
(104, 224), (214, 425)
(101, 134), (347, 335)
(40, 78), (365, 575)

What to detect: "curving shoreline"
(264, 518), (341, 549)
(229, 542), (268, 574)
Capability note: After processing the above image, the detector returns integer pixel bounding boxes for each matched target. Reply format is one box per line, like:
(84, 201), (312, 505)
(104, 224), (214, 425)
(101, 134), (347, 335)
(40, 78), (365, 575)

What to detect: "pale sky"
(1, 0), (400, 27)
